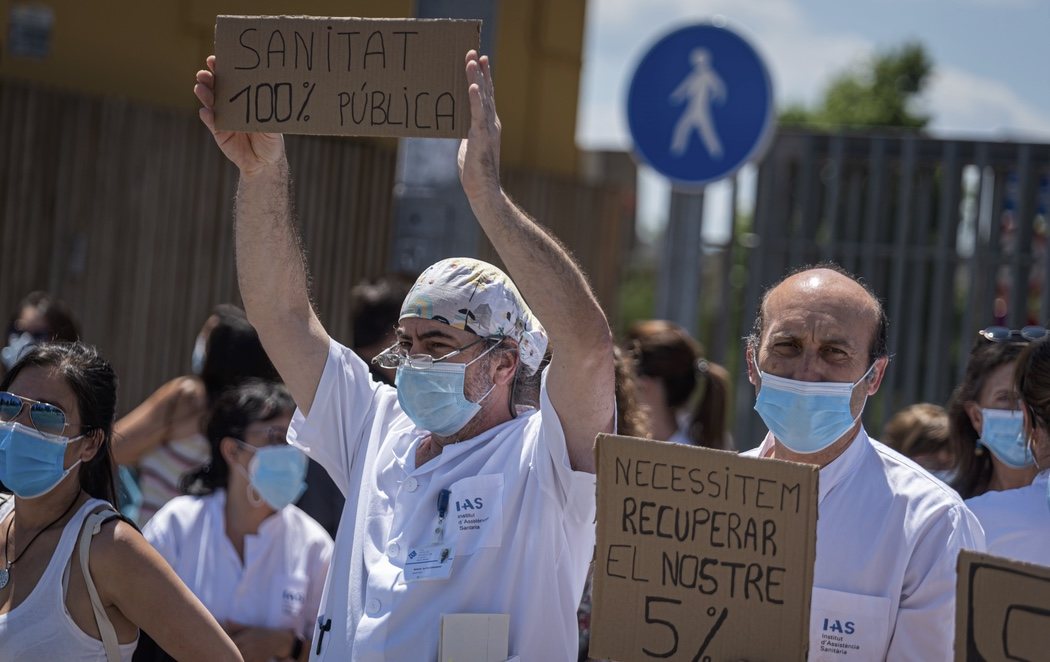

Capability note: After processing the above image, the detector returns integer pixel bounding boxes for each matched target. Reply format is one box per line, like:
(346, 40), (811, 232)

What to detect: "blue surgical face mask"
(0, 421), (83, 498)
(753, 359), (875, 455)
(978, 408), (1033, 468)
(396, 344), (497, 437)
(235, 442), (308, 510)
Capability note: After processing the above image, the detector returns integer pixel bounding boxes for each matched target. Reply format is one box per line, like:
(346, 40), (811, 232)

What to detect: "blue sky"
(576, 0), (1050, 235)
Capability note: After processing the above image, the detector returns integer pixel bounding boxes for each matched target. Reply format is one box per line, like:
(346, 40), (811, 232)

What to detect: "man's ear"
(492, 343), (519, 386)
(865, 356), (890, 395)
(745, 345), (759, 387)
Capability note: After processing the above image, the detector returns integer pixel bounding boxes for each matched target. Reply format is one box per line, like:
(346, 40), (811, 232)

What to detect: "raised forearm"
(470, 190), (611, 346)
(233, 159), (329, 414)
(234, 160), (312, 323)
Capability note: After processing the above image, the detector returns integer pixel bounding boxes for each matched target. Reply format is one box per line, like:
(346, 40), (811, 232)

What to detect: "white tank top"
(0, 497), (138, 661)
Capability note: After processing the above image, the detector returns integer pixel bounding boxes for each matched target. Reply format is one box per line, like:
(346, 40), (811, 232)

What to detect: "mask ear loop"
(1027, 405), (1044, 471)
(230, 441), (267, 507)
(466, 337), (508, 411)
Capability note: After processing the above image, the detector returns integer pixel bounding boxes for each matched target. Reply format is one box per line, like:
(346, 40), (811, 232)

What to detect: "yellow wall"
(0, 0), (584, 175)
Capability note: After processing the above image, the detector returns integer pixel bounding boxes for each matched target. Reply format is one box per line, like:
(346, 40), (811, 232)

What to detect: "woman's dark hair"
(349, 276), (413, 349)
(200, 305), (281, 406)
(1015, 337), (1050, 443)
(0, 342), (118, 505)
(6, 291), (80, 343)
(626, 320), (730, 449)
(948, 338), (1026, 498)
(181, 380), (294, 495)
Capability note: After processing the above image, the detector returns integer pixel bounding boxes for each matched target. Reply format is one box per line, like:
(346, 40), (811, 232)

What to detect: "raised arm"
(194, 56), (329, 414)
(112, 377), (201, 465)
(457, 52), (615, 473)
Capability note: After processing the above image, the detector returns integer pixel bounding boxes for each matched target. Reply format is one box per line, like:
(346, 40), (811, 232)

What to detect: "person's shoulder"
(281, 504), (334, 548)
(318, 339), (401, 411)
(868, 437), (965, 507)
(966, 480), (1037, 519)
(86, 506), (157, 573)
(146, 494), (209, 529)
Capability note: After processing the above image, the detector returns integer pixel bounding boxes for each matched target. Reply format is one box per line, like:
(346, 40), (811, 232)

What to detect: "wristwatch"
(289, 633), (305, 660)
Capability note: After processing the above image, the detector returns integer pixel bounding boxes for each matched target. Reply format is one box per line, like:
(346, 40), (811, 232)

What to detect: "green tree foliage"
(780, 42), (932, 130)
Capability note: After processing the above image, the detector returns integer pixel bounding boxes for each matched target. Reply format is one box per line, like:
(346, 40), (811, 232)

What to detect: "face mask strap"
(855, 361), (877, 387)
(464, 337), (504, 368)
(230, 458), (267, 507)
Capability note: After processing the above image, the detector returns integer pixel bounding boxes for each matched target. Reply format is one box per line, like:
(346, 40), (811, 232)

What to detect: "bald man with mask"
(744, 265), (984, 661)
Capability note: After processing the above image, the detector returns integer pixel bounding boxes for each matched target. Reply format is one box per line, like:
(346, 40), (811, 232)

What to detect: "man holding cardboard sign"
(743, 265), (985, 661)
(194, 27), (615, 662)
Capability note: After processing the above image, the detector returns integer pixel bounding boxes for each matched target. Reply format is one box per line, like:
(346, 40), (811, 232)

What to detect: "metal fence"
(688, 130), (1050, 448)
(0, 79), (634, 414)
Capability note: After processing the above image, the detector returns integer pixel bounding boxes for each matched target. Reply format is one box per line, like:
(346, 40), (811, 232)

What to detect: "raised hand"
(194, 55), (285, 176)
(457, 50), (502, 206)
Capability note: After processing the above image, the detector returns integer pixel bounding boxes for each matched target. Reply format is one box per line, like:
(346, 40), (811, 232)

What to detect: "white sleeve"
(286, 338), (395, 495)
(530, 370), (597, 524)
(141, 505), (178, 566)
(302, 532), (334, 640)
(885, 504), (986, 661)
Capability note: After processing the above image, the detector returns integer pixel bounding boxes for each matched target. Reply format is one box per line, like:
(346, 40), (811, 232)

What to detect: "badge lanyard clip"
(434, 488), (451, 543)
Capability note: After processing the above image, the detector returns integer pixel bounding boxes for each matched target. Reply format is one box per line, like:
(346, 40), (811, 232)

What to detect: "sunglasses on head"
(978, 326), (1049, 343)
(0, 391), (74, 436)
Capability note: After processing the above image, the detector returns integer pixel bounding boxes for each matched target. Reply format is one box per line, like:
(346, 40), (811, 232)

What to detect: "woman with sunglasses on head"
(0, 343), (241, 661)
(947, 326), (1044, 498)
(964, 336), (1050, 565)
(143, 381), (332, 662)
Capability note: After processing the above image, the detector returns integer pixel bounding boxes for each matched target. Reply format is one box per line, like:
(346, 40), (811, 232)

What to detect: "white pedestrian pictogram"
(669, 48), (726, 159)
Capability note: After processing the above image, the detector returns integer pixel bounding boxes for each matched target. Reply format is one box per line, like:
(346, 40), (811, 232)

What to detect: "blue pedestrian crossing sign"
(627, 22), (774, 187)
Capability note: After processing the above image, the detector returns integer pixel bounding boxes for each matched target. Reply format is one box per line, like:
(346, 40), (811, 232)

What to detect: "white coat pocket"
(809, 587), (891, 661)
(273, 574), (310, 626)
(447, 473), (504, 555)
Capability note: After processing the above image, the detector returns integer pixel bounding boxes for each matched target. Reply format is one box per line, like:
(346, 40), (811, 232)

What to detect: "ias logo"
(282, 588), (306, 616)
(455, 497), (484, 512)
(822, 618), (855, 635)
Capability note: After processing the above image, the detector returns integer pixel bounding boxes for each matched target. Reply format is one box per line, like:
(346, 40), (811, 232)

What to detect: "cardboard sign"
(955, 550), (1050, 661)
(213, 16), (480, 138)
(590, 435), (818, 662)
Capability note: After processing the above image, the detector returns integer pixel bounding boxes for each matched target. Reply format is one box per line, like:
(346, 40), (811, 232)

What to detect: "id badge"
(404, 543), (456, 582)
(809, 587), (891, 660)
